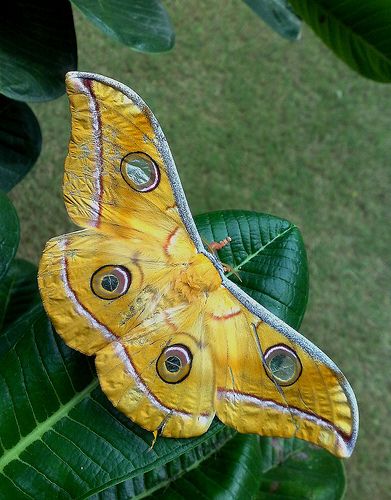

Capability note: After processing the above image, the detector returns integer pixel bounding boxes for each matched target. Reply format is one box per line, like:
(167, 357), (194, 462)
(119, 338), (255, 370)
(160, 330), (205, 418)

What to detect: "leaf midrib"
(0, 379), (99, 472)
(226, 225), (295, 277)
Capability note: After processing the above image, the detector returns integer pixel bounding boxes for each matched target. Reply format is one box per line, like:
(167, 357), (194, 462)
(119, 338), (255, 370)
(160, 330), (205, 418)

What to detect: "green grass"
(10, 0), (391, 497)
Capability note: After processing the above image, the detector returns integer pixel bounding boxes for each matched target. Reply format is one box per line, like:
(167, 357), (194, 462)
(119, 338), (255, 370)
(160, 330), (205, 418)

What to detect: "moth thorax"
(174, 253), (221, 301)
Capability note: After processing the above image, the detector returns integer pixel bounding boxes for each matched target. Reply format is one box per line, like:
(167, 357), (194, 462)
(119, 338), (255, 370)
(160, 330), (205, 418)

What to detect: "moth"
(38, 72), (358, 457)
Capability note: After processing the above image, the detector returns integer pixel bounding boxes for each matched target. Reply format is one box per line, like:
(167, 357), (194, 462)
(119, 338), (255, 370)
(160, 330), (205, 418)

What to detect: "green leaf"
(0, 258), (40, 331)
(90, 427), (236, 499)
(257, 437), (346, 499)
(0, 1), (77, 101)
(289, 0), (391, 82)
(71, 0), (175, 53)
(0, 210), (308, 497)
(152, 434), (262, 499)
(0, 96), (42, 191)
(0, 191), (19, 282)
(243, 0), (301, 40)
(0, 306), (230, 498)
(195, 210), (309, 329)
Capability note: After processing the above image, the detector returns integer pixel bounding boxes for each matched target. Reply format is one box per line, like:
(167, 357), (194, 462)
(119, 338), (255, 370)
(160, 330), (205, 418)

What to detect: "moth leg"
(149, 431), (158, 451)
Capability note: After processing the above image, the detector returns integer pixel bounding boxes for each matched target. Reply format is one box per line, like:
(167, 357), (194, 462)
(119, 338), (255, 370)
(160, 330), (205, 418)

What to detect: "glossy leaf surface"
(195, 210), (309, 329)
(243, 0), (301, 40)
(71, 0), (175, 53)
(0, 306), (230, 498)
(0, 1), (77, 101)
(0, 96), (42, 191)
(0, 258), (39, 331)
(258, 437), (346, 498)
(152, 434), (262, 499)
(289, 0), (391, 82)
(90, 428), (236, 499)
(0, 192), (19, 282)
(0, 210), (309, 497)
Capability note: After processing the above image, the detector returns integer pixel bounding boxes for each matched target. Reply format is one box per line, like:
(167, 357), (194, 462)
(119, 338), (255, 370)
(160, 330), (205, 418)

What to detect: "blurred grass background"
(10, 0), (390, 497)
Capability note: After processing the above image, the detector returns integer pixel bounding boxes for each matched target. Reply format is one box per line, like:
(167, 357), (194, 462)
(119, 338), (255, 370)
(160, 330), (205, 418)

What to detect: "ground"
(11, 1), (391, 497)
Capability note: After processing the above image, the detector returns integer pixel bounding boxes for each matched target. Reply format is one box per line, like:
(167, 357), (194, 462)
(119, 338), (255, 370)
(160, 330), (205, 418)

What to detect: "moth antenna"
(208, 236), (232, 254)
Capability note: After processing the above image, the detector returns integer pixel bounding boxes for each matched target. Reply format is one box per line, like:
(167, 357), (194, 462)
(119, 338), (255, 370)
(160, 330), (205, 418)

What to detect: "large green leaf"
(0, 191), (19, 282)
(0, 306), (230, 498)
(243, 0), (301, 40)
(91, 428), (236, 499)
(289, 0), (391, 82)
(71, 0), (175, 53)
(257, 438), (346, 498)
(101, 436), (345, 499)
(0, 258), (40, 331)
(195, 210), (308, 329)
(0, 1), (77, 101)
(0, 96), (42, 191)
(152, 434), (262, 499)
(0, 210), (308, 497)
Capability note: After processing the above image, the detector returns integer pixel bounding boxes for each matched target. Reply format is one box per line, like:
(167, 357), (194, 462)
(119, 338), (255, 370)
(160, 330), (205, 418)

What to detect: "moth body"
(173, 253), (222, 302)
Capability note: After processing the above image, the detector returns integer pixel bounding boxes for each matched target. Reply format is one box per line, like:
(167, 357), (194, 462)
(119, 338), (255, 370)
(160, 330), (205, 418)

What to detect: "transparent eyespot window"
(120, 152), (160, 192)
(157, 345), (192, 384)
(165, 356), (182, 373)
(101, 274), (119, 292)
(91, 265), (131, 300)
(264, 344), (302, 386)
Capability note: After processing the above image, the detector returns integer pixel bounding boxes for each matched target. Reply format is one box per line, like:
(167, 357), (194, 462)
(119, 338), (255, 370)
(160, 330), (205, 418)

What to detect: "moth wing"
(38, 230), (215, 437)
(206, 282), (358, 458)
(40, 71), (358, 453)
(39, 72), (219, 437)
(64, 71), (202, 263)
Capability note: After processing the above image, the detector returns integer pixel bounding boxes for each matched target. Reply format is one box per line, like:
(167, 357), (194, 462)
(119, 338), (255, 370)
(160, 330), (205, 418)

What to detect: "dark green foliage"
(243, 0), (301, 40)
(152, 434), (263, 499)
(0, 1), (77, 102)
(0, 258), (40, 331)
(258, 437), (346, 498)
(0, 307), (228, 498)
(0, 96), (42, 191)
(90, 427), (236, 499)
(289, 0), (391, 82)
(0, 192), (19, 281)
(71, 0), (175, 53)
